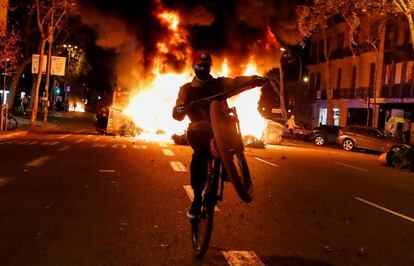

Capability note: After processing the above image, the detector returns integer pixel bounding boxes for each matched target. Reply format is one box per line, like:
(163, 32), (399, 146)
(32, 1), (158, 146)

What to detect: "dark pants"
(289, 128), (294, 139)
(186, 122), (213, 203)
(404, 131), (411, 143)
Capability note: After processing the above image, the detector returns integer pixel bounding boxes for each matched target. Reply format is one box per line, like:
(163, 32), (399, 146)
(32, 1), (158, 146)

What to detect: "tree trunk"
(7, 58), (32, 109)
(322, 29), (333, 125)
(30, 39), (46, 126)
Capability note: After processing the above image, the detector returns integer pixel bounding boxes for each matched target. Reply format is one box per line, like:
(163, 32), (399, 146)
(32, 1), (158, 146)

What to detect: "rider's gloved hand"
(174, 105), (186, 114)
(173, 105), (187, 121)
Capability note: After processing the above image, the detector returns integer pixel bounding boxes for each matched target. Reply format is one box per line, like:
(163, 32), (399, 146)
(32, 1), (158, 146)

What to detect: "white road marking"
(255, 157), (279, 167)
(25, 156), (51, 167)
(94, 137), (100, 141)
(112, 144), (118, 148)
(99, 169), (116, 173)
(57, 134), (71, 139)
(28, 141), (38, 145)
(0, 177), (15, 187)
(86, 135), (93, 138)
(18, 141), (30, 145)
(57, 145), (70, 152)
(92, 144), (107, 148)
(222, 251), (265, 266)
(159, 143), (168, 147)
(42, 141), (59, 146)
(354, 197), (414, 223)
(170, 161), (187, 172)
(162, 149), (174, 156)
(183, 185), (219, 212)
(122, 144), (127, 149)
(335, 162), (368, 172)
(133, 144), (147, 149)
(75, 129), (85, 133)
(75, 139), (84, 143)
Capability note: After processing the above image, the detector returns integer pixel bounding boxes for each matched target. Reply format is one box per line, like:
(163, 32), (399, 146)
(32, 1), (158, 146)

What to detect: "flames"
(123, 4), (278, 142)
(69, 101), (85, 112)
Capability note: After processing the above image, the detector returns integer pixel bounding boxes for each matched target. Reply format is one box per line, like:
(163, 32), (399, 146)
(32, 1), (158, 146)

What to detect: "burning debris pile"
(80, 0), (300, 140)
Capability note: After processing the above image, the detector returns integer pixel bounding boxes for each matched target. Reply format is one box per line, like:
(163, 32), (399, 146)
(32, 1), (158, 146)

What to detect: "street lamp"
(303, 76), (309, 82)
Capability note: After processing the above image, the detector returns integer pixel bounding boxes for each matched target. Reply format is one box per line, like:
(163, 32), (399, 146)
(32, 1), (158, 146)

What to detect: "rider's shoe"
(187, 200), (201, 219)
(221, 169), (231, 182)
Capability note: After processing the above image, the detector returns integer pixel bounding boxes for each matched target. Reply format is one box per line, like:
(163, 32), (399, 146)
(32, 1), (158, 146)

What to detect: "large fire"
(69, 101), (85, 112)
(124, 4), (275, 141)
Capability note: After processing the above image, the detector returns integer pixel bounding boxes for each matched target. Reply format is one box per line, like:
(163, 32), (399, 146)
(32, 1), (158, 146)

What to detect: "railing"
(381, 83), (414, 98)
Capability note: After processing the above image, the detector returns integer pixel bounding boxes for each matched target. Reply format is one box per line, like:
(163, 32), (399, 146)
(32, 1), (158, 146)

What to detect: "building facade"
(307, 18), (413, 133)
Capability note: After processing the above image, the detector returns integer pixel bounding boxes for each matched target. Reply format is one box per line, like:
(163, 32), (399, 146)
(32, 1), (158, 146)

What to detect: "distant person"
(56, 100), (62, 111)
(287, 114), (298, 140)
(22, 95), (29, 115)
(403, 119), (411, 143)
(73, 102), (77, 111)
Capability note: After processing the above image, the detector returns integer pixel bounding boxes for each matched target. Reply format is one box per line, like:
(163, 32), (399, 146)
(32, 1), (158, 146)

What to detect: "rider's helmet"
(192, 50), (212, 81)
(192, 50), (212, 67)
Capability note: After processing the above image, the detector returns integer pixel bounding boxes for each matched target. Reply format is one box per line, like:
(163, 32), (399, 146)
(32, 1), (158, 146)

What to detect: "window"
(354, 127), (368, 135)
(309, 73), (315, 91)
(351, 66), (357, 89)
(319, 108), (327, 125)
(333, 108), (340, 126)
(318, 40), (324, 62)
(368, 129), (381, 137)
(337, 68), (342, 89)
(316, 72), (321, 90)
(369, 63), (376, 97)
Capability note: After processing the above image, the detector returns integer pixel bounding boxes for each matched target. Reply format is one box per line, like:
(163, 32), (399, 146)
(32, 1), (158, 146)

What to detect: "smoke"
(80, 0), (300, 88)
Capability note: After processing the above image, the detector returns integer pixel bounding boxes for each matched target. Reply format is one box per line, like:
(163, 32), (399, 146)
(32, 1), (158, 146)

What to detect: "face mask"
(194, 64), (211, 81)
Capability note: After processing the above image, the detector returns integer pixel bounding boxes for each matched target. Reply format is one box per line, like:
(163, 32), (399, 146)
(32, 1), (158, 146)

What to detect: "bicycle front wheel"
(6, 117), (18, 130)
(210, 101), (253, 203)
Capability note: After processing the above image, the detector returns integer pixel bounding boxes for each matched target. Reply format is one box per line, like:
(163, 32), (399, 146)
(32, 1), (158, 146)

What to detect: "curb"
(0, 130), (30, 140)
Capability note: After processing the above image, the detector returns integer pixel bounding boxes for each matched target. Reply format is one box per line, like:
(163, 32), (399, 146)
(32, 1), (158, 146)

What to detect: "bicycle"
(178, 89), (254, 258)
(1, 114), (18, 131)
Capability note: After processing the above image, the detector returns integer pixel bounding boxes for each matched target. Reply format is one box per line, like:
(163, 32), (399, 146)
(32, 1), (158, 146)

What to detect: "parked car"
(337, 125), (408, 153)
(274, 118), (311, 140)
(309, 125), (342, 146)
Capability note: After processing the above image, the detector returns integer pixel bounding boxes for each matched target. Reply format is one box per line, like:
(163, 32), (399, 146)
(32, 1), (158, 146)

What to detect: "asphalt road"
(0, 132), (413, 266)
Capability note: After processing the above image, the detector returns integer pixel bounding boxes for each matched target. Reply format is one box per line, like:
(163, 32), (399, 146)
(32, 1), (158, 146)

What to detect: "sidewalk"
(0, 116), (59, 140)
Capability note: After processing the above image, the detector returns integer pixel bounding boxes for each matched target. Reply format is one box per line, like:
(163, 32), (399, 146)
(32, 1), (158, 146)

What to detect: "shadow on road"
(262, 255), (333, 266)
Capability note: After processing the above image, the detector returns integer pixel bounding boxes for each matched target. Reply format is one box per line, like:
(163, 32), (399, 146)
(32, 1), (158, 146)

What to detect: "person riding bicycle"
(172, 50), (267, 219)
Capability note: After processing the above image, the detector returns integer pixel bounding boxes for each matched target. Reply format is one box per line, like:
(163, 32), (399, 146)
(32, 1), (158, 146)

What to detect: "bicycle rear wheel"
(6, 117), (18, 130)
(191, 158), (219, 258)
(210, 101), (253, 203)
(191, 200), (214, 258)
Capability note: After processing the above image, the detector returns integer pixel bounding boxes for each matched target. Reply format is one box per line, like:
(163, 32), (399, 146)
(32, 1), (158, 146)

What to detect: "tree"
(0, 26), (22, 100)
(5, 1), (36, 109)
(392, 0), (414, 50)
(297, 0), (343, 125)
(30, 0), (77, 126)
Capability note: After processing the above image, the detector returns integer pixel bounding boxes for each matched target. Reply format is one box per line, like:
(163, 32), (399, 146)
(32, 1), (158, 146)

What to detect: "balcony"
(381, 83), (414, 98)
